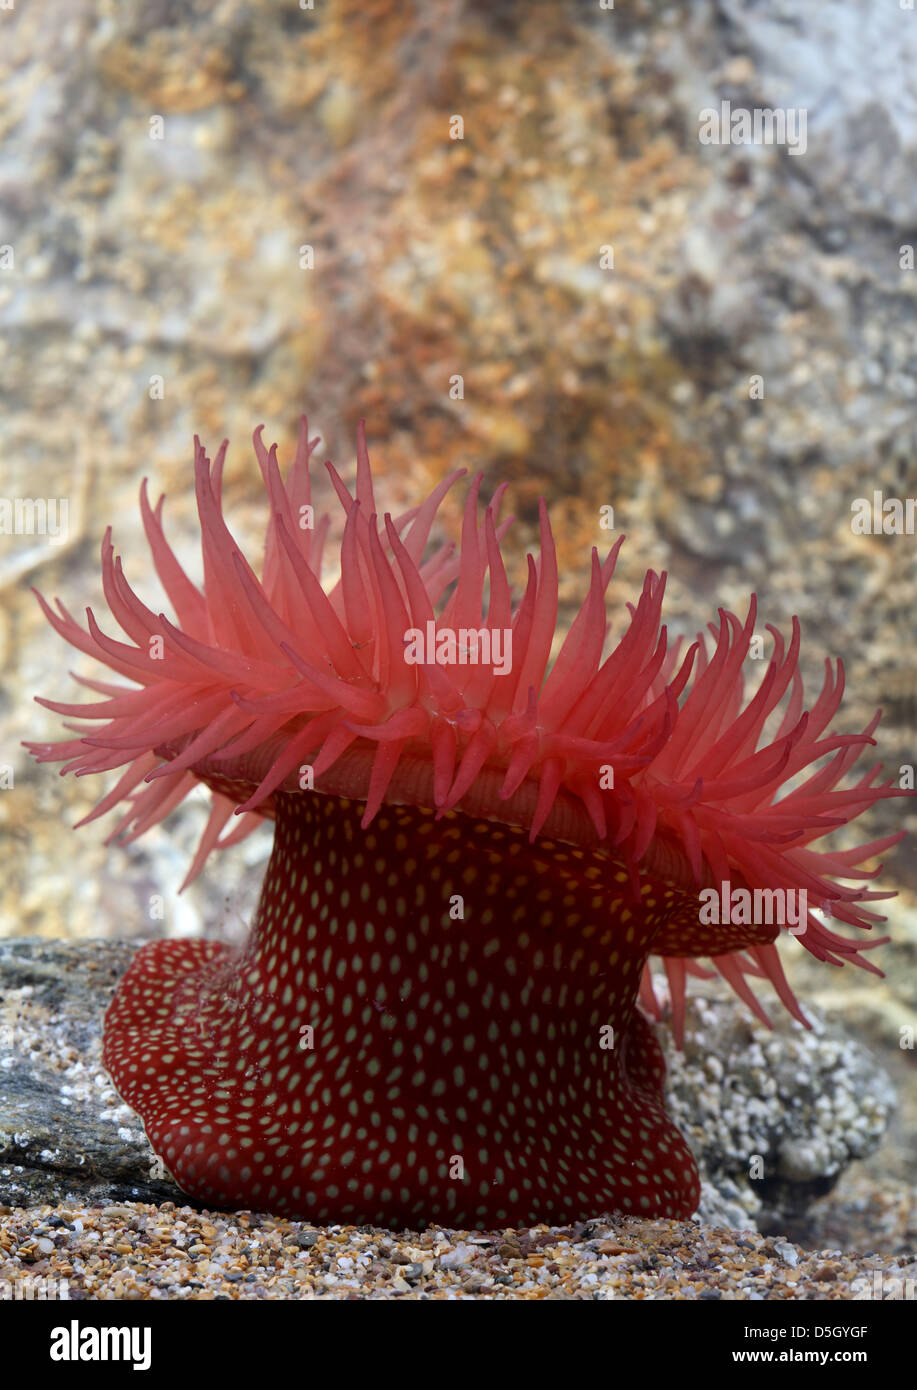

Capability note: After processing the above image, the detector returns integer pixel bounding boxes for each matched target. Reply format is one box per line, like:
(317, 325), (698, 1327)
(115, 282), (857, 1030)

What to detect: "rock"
(439, 1242), (475, 1268)
(774, 1239), (799, 1268)
(0, 938), (187, 1208)
(663, 992), (895, 1231)
(694, 1176), (760, 1233)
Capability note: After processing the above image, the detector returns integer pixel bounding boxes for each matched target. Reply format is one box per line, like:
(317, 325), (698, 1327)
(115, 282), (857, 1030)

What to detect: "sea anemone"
(26, 417), (904, 1228)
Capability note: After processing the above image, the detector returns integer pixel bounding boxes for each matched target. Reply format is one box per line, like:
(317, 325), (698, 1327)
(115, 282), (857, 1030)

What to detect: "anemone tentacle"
(26, 420), (903, 1034)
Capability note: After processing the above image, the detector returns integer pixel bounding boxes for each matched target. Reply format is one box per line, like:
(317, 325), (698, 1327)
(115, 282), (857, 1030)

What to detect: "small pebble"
(440, 1244), (475, 1269)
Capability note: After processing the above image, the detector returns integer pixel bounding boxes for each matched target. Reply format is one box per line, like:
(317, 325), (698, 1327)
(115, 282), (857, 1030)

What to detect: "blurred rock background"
(0, 0), (914, 1246)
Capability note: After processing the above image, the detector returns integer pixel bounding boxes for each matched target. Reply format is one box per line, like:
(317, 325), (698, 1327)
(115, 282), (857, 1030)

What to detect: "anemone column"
(104, 792), (703, 1227)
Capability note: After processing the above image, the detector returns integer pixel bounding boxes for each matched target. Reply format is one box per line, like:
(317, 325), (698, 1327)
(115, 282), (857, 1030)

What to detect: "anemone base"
(104, 794), (701, 1227)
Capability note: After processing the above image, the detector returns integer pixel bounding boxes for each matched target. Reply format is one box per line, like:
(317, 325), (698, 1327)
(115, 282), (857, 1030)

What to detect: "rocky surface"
(0, 939), (179, 1208)
(663, 994), (898, 1233)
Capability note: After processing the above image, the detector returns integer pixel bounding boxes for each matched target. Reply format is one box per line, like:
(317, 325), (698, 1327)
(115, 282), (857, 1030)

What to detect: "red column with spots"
(104, 792), (702, 1227)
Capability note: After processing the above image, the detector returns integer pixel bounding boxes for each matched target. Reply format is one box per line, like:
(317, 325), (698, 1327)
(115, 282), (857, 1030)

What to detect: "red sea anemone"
(26, 418), (904, 1228)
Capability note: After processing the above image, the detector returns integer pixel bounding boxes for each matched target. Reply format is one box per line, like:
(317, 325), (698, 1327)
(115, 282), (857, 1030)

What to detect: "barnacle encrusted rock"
(664, 993), (895, 1226)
